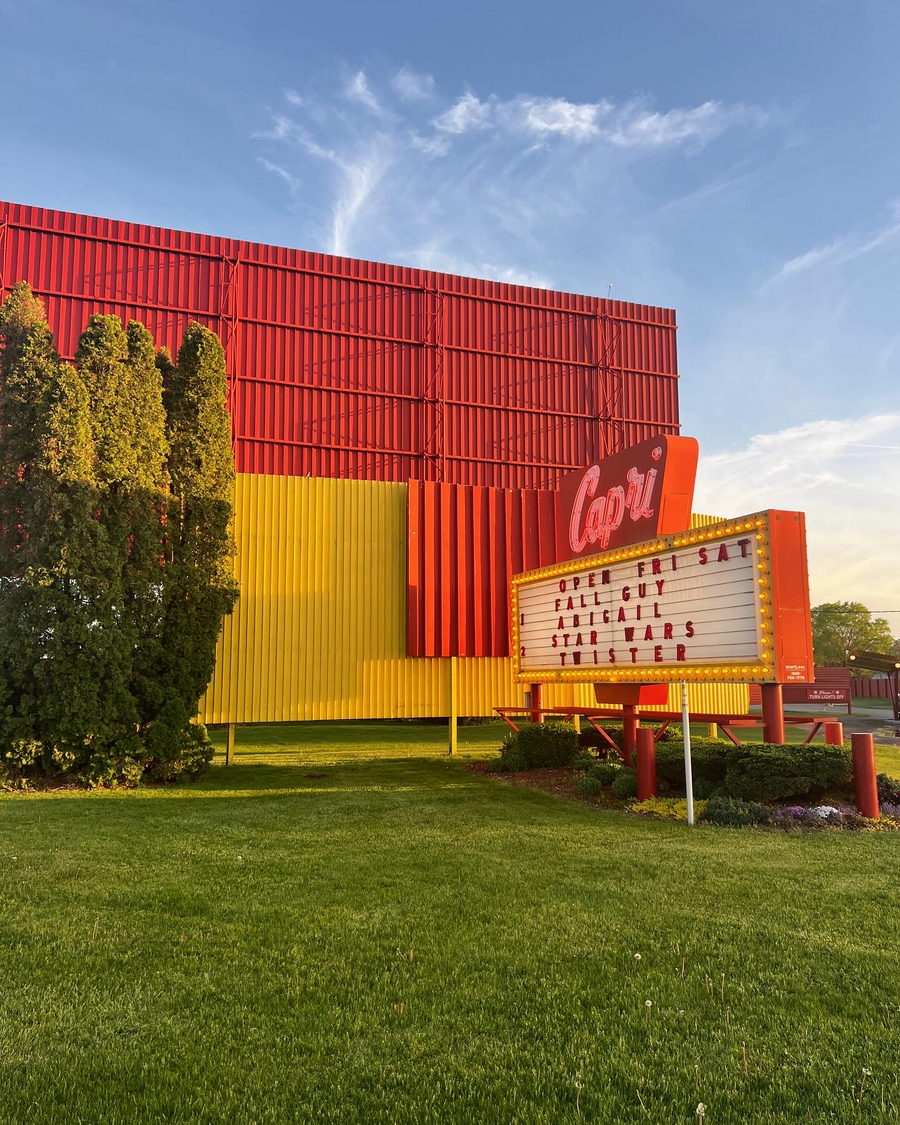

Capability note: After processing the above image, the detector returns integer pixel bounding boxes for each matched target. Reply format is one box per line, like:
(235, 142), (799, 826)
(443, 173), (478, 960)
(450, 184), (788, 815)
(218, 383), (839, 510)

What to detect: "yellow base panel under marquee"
(199, 476), (749, 724)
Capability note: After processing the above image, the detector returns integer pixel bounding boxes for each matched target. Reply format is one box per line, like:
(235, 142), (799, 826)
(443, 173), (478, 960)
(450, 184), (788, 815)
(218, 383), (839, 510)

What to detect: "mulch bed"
(464, 761), (623, 810)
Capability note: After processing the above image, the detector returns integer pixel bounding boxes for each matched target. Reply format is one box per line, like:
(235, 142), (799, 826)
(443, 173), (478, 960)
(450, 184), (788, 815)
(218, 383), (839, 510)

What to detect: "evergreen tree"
(0, 288), (238, 785)
(147, 324), (238, 769)
(0, 285), (138, 776)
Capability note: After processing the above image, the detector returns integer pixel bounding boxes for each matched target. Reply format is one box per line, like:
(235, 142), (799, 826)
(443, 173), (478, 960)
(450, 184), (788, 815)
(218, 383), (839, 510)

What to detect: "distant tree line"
(811, 602), (898, 670)
(0, 283), (238, 785)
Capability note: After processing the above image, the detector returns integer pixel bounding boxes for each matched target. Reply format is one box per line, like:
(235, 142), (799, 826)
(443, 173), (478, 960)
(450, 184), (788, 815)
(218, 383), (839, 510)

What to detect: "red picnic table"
(494, 704), (827, 755)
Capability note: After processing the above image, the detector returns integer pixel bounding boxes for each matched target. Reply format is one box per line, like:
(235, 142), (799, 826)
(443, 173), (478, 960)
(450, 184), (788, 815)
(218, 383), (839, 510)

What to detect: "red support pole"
(760, 683), (785, 744)
(529, 682), (543, 725)
(851, 733), (879, 819)
(622, 704), (639, 765)
(635, 727), (657, 801)
(824, 721), (844, 746)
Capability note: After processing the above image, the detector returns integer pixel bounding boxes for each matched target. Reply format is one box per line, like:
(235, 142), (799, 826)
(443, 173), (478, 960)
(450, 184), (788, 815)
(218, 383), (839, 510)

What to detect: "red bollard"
(636, 727), (657, 801)
(622, 705), (639, 765)
(851, 733), (879, 819)
(528, 682), (543, 725)
(824, 721), (844, 746)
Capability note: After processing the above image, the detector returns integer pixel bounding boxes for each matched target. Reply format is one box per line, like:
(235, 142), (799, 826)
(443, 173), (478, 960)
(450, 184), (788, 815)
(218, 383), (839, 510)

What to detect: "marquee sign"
(512, 510), (814, 685)
(556, 435), (699, 562)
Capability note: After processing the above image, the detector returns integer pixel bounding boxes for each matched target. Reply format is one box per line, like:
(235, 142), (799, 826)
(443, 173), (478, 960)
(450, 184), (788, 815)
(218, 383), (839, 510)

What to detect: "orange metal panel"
(768, 510), (815, 683)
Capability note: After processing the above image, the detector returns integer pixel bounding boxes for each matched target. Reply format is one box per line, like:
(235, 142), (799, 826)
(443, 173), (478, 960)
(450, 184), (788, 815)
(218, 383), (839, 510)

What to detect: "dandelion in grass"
(634, 953), (642, 961)
(696, 1103), (707, 1120)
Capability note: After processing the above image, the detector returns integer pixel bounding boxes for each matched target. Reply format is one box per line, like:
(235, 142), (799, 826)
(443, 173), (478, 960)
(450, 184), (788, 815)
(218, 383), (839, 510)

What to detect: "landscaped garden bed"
(476, 720), (900, 831)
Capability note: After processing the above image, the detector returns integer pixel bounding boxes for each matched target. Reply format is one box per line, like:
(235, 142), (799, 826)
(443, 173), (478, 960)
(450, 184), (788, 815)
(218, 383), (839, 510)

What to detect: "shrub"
(578, 726), (620, 751)
(589, 761), (621, 786)
(692, 776), (722, 800)
(611, 768), (637, 800)
(656, 739), (852, 803)
(503, 722), (578, 769)
(495, 745), (528, 772)
(655, 737), (729, 792)
(572, 750), (597, 772)
(723, 743), (851, 803)
(577, 775), (604, 797)
(700, 796), (772, 827)
(578, 722), (675, 753)
(877, 773), (900, 804)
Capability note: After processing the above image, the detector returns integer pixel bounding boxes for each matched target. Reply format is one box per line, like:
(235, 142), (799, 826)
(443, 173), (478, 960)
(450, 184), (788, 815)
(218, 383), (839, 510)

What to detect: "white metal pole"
(682, 682), (695, 826)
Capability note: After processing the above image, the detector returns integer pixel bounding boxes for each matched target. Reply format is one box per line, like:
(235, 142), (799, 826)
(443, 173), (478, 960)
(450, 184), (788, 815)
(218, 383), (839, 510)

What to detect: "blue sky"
(2, 0), (898, 624)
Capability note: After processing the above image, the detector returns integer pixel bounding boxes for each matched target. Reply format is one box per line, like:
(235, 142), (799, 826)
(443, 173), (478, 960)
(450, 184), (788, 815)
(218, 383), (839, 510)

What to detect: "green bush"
(700, 796), (772, 827)
(655, 737), (729, 791)
(611, 768), (637, 799)
(577, 726), (620, 751)
(653, 739), (850, 804)
(692, 776), (722, 800)
(577, 774), (604, 797)
(877, 773), (900, 804)
(578, 722), (676, 754)
(501, 722), (578, 769)
(572, 749), (597, 772)
(495, 745), (528, 772)
(589, 761), (621, 786)
(722, 743), (851, 803)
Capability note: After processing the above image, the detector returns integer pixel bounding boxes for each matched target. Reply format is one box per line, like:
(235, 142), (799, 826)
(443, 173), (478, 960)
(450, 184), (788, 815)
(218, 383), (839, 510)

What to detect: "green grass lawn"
(2, 723), (899, 1124)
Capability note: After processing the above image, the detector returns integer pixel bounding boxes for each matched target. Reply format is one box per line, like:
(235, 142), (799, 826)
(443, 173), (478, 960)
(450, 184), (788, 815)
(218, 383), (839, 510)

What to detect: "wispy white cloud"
(429, 91), (763, 147)
(604, 100), (759, 148)
(695, 414), (900, 615)
(344, 70), (382, 115)
(256, 68), (767, 271)
(391, 66), (435, 102)
(768, 206), (900, 283)
(257, 157), (301, 194)
(329, 141), (391, 257)
(505, 96), (608, 140)
(433, 91), (492, 135)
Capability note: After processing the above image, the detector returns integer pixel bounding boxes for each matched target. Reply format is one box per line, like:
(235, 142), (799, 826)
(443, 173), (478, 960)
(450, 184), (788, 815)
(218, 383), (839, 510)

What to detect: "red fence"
(852, 678), (895, 700)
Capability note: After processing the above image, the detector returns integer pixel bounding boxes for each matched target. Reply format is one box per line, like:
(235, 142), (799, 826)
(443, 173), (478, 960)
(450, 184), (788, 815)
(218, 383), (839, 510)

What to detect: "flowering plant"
(628, 797), (708, 821)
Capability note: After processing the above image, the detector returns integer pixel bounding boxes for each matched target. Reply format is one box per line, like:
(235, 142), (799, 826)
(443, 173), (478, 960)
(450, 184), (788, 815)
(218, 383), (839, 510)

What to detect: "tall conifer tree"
(0, 289), (238, 784)
(0, 285), (137, 773)
(149, 324), (238, 762)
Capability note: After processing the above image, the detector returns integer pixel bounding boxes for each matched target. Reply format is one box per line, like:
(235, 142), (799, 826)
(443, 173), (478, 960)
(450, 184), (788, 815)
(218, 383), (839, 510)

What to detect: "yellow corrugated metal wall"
(199, 476), (749, 723)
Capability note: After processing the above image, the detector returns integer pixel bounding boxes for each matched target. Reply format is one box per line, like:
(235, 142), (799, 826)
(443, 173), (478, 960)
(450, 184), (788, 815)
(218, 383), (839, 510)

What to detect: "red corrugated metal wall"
(0, 200), (680, 490)
(407, 481), (558, 657)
